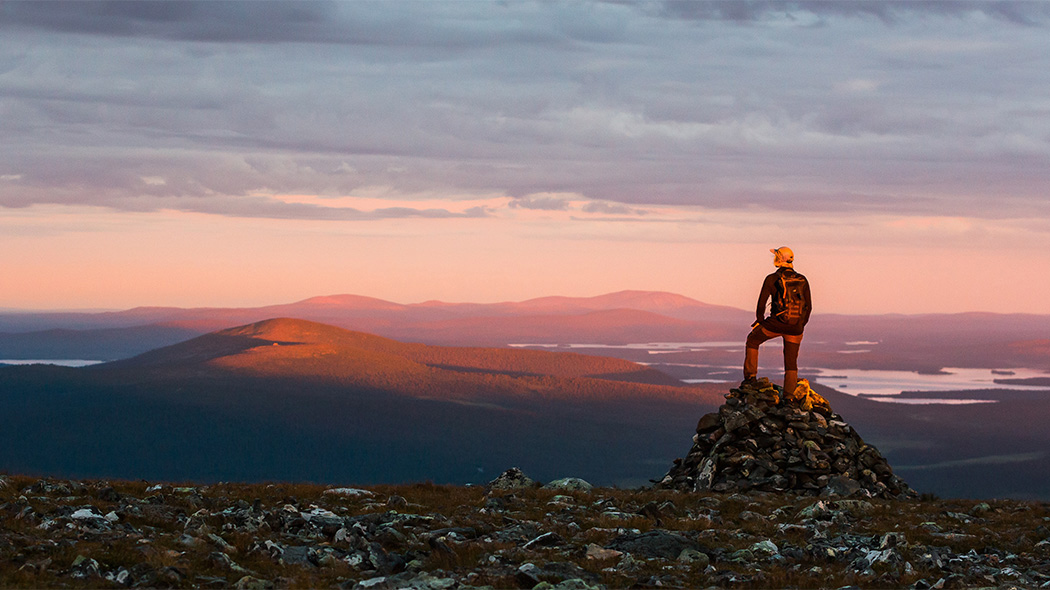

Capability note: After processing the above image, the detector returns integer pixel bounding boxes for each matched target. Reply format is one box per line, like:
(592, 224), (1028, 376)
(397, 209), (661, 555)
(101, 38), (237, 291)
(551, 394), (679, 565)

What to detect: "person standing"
(742, 246), (813, 394)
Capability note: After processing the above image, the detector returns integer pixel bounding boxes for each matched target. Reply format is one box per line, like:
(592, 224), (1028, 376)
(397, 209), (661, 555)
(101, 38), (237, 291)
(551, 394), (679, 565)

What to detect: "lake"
(511, 341), (1050, 405)
(0, 359), (103, 367)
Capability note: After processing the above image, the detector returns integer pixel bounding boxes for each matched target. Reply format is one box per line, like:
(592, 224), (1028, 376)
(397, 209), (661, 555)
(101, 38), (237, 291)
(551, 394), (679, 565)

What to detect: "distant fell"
(103, 318), (692, 396)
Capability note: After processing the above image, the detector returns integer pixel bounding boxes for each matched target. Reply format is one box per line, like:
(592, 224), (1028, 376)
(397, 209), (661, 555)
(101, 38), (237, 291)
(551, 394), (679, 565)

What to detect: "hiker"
(742, 246), (812, 394)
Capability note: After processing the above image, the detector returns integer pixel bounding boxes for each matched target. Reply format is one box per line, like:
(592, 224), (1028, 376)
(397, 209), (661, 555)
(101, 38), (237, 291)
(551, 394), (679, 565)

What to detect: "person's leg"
(743, 325), (775, 381)
(782, 334), (803, 394)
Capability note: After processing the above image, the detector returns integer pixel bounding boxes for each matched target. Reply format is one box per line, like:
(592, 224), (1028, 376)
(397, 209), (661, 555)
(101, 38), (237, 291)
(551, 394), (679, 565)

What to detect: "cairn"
(658, 377), (915, 499)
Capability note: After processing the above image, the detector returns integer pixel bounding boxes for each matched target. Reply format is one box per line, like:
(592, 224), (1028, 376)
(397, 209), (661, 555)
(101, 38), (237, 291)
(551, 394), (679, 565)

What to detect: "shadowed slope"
(3, 318), (725, 485)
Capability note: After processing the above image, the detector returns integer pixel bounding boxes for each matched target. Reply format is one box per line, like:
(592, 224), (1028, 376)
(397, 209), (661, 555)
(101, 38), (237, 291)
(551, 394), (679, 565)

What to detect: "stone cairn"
(657, 377), (916, 499)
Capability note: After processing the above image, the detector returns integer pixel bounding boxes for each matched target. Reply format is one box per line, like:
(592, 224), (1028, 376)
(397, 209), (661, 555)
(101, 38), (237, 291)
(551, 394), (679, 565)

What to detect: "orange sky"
(2, 199), (1046, 314)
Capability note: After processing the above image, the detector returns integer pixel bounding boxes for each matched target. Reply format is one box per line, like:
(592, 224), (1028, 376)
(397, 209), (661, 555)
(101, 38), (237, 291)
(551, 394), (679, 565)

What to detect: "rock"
(516, 562), (542, 587)
(70, 507), (105, 521)
(879, 532), (906, 550)
(696, 412), (721, 433)
(751, 539), (779, 556)
(350, 572), (457, 590)
(323, 487), (375, 498)
(694, 457), (717, 491)
(970, 502), (992, 516)
(678, 548), (710, 566)
(585, 544), (622, 560)
(96, 486), (121, 502)
(822, 475), (865, 498)
(281, 546), (319, 567)
(545, 580), (602, 590)
(544, 477), (593, 491)
(607, 530), (700, 560)
(525, 562), (600, 587)
(797, 501), (832, 520)
(301, 506), (343, 528)
(70, 555), (100, 578)
(489, 467), (537, 490)
(208, 533), (238, 554)
(523, 531), (565, 549)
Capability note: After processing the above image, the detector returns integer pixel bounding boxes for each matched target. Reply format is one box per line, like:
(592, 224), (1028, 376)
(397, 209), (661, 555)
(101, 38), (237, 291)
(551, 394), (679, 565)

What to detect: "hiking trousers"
(743, 325), (803, 394)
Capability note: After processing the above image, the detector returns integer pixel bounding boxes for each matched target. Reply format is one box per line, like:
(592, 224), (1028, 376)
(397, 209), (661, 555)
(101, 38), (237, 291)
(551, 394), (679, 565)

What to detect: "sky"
(2, 1), (1050, 314)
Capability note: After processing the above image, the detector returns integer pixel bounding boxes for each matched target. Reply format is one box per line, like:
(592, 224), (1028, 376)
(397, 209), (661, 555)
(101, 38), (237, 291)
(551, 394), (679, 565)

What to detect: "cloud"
(2, 0), (1050, 223)
(653, 1), (1050, 26)
(581, 201), (648, 216)
(0, 1), (599, 48)
(508, 195), (571, 211)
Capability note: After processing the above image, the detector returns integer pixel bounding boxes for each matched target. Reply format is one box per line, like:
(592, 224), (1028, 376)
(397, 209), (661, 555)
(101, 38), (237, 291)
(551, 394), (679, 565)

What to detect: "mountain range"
(2, 291), (1049, 375)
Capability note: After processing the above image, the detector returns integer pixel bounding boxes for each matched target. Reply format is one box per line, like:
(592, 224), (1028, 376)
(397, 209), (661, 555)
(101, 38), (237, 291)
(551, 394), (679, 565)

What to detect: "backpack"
(772, 270), (808, 325)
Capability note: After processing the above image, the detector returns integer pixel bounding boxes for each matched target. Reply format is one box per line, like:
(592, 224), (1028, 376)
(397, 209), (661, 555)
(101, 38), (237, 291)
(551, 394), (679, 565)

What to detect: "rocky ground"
(2, 470), (1049, 589)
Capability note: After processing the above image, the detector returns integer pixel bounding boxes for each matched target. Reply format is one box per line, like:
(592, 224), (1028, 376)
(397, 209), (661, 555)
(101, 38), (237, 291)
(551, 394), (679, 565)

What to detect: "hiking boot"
(740, 376), (759, 388)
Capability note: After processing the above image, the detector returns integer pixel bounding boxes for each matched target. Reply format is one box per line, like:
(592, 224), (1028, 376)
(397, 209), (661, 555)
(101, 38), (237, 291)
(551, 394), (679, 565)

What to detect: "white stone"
(302, 507), (340, 521)
(323, 487), (375, 497)
(70, 508), (103, 520)
(544, 477), (593, 491)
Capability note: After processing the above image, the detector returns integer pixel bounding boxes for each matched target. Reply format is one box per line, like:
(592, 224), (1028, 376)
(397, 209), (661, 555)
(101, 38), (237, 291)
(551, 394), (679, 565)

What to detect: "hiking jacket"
(756, 267), (812, 336)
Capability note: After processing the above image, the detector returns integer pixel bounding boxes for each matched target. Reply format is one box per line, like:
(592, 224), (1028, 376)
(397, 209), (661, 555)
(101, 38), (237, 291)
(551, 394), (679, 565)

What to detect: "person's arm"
(801, 278), (813, 325)
(755, 274), (775, 322)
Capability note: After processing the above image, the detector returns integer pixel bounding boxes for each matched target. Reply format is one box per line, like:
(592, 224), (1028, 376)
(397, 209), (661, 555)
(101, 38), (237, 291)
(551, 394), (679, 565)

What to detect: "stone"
(96, 486), (121, 502)
(281, 546), (319, 567)
(696, 412), (721, 433)
(1, 474), (1044, 590)
(823, 474), (864, 498)
(970, 502), (992, 516)
(323, 487), (375, 498)
(233, 575), (274, 590)
(585, 544), (622, 560)
(489, 467), (537, 490)
(70, 507), (105, 521)
(678, 548), (710, 566)
(350, 573), (457, 590)
(547, 580), (602, 590)
(523, 531), (565, 549)
(516, 562), (542, 588)
(694, 457), (717, 491)
(607, 530), (700, 560)
(751, 539), (779, 556)
(544, 477), (593, 491)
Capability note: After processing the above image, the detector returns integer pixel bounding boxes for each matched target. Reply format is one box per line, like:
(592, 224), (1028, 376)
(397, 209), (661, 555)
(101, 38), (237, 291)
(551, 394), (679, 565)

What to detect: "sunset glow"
(2, 2), (1049, 313)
